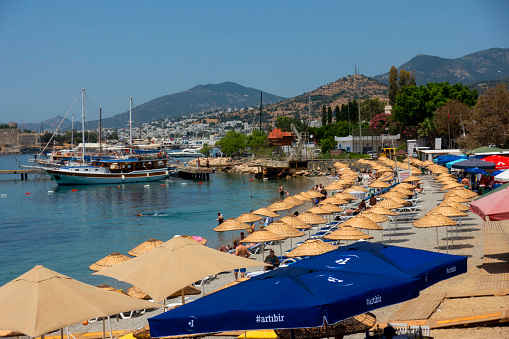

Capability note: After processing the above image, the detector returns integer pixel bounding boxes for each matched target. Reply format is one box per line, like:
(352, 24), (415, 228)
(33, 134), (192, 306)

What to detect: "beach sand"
(66, 174), (507, 339)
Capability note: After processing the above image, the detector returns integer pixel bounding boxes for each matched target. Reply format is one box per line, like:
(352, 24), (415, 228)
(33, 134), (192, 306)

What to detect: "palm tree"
(418, 117), (436, 147)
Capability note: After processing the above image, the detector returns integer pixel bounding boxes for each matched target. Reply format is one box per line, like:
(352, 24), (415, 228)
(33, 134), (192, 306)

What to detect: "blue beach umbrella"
(149, 244), (466, 337)
(451, 158), (496, 170)
(445, 158), (467, 169)
(464, 167), (488, 175)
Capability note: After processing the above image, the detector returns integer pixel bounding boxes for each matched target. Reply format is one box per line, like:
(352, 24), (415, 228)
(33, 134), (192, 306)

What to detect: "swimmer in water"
(137, 213), (143, 216)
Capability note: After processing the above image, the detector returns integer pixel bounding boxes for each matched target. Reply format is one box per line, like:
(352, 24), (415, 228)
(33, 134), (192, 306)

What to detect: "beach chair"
(248, 242), (262, 254)
(408, 325), (430, 336)
(388, 323), (408, 335)
(119, 310), (135, 319)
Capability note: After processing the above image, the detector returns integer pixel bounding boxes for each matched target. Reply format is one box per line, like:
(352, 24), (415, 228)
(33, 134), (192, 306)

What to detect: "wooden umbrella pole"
(446, 226), (449, 254)
(102, 319), (105, 339)
(181, 288), (186, 305)
(451, 224), (454, 250)
(436, 227), (440, 253)
(388, 219), (392, 243)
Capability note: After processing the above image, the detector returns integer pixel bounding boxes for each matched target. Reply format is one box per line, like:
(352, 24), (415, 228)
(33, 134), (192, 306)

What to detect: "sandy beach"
(65, 173), (507, 339)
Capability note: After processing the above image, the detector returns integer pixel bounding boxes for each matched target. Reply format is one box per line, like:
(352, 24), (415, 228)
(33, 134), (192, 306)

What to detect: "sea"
(0, 154), (314, 287)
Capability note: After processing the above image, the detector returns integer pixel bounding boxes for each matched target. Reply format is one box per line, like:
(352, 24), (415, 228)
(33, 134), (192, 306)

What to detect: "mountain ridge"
(374, 48), (509, 85)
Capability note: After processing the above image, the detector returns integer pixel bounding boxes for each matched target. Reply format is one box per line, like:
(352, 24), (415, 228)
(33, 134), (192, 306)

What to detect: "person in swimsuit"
(234, 240), (250, 279)
(264, 249), (280, 271)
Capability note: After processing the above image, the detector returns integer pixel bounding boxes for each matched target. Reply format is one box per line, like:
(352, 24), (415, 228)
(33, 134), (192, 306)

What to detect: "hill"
(22, 116), (75, 133)
(221, 75), (389, 124)
(374, 48), (509, 86)
(469, 76), (509, 93)
(87, 82), (286, 129)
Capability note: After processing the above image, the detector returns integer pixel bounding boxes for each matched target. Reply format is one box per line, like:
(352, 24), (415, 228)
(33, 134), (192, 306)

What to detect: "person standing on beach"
(217, 212), (224, 225)
(233, 239), (250, 279)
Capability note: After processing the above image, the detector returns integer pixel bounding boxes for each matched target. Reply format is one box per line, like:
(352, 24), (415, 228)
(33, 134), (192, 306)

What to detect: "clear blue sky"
(1, 0), (508, 124)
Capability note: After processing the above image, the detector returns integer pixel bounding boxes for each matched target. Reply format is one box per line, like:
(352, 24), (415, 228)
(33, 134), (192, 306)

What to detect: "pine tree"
(389, 66), (399, 106)
(322, 105), (327, 126)
(334, 105), (340, 122)
(327, 106), (333, 124)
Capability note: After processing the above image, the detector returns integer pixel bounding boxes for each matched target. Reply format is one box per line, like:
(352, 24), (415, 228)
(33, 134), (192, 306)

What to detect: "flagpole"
(447, 109), (451, 149)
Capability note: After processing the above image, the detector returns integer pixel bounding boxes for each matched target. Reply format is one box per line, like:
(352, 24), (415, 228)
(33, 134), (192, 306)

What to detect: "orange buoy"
(82, 320), (89, 326)
(160, 184), (166, 186)
(25, 192), (31, 195)
(198, 182), (204, 184)
(249, 179), (255, 181)
(71, 189), (78, 192)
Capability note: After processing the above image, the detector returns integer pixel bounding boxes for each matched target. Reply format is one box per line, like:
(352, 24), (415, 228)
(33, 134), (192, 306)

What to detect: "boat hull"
(45, 169), (169, 186)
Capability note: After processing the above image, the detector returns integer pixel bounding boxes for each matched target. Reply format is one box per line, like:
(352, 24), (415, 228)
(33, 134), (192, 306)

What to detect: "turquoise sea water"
(0, 154), (313, 287)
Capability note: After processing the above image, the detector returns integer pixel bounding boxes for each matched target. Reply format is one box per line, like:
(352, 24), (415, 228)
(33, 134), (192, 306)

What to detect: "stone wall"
(18, 133), (39, 146)
(0, 128), (19, 147)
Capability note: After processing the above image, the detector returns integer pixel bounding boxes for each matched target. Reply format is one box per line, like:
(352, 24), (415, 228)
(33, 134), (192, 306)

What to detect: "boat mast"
(71, 114), (74, 151)
(259, 92), (263, 131)
(81, 88), (85, 164)
(99, 108), (102, 154)
(129, 97), (133, 146)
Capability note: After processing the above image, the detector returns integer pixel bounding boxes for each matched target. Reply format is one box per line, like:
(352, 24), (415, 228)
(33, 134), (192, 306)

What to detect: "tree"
(360, 98), (385, 121)
(392, 82), (478, 126)
(334, 105), (340, 122)
(322, 105), (326, 126)
(274, 116), (308, 132)
(399, 69), (415, 88)
(200, 143), (213, 157)
(246, 129), (267, 153)
(417, 117), (436, 145)
(388, 66), (399, 106)
(459, 84), (509, 149)
(327, 106), (333, 125)
(320, 137), (336, 155)
(107, 132), (119, 140)
(216, 130), (247, 156)
(433, 100), (470, 142)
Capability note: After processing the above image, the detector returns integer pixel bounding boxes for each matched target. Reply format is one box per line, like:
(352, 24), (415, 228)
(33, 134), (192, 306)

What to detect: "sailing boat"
(43, 90), (170, 185)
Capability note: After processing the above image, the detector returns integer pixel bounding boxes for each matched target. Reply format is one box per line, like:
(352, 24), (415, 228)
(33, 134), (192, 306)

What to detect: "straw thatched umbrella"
(279, 215), (311, 229)
(127, 286), (151, 300)
(94, 236), (267, 304)
(325, 182), (346, 190)
(389, 196), (413, 207)
(268, 201), (295, 212)
(376, 198), (404, 210)
(253, 207), (280, 218)
(240, 230), (286, 257)
(89, 252), (131, 272)
(410, 167), (422, 175)
(342, 216), (383, 230)
(402, 175), (422, 183)
(444, 187), (477, 199)
(306, 190), (325, 198)
(266, 222), (304, 254)
(440, 201), (469, 212)
(334, 192), (357, 201)
(369, 206), (399, 216)
(360, 210), (388, 223)
(379, 191), (408, 199)
(319, 196), (348, 205)
(413, 214), (457, 253)
(443, 195), (471, 203)
(422, 160), (435, 167)
(236, 213), (263, 223)
(368, 207), (398, 242)
(96, 284), (127, 295)
(214, 218), (251, 245)
(293, 193), (313, 202)
(306, 206), (332, 215)
(168, 284), (201, 298)
(283, 196), (305, 207)
(395, 183), (415, 189)
(213, 218), (251, 232)
(286, 239), (337, 258)
(324, 226), (373, 244)
(128, 239), (164, 257)
(320, 204), (344, 213)
(344, 186), (368, 193)
(440, 182), (465, 191)
(391, 188), (415, 197)
(428, 205), (468, 242)
(0, 265), (159, 338)
(297, 212), (328, 225)
(369, 181), (391, 189)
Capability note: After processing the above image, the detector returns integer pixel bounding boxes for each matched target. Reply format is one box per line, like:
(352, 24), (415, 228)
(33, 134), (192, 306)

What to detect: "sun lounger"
(119, 310), (135, 319)
(408, 325), (430, 336)
(388, 323), (408, 335)
(248, 242), (263, 254)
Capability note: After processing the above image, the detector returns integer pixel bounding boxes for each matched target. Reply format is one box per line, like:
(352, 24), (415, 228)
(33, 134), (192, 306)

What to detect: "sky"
(1, 0), (508, 124)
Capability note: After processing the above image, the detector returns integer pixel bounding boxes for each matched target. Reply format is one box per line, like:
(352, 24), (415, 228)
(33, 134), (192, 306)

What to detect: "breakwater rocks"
(184, 157), (365, 178)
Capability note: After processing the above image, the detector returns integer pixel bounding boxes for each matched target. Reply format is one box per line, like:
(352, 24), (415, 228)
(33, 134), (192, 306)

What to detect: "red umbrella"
(481, 155), (509, 169)
(470, 187), (509, 221)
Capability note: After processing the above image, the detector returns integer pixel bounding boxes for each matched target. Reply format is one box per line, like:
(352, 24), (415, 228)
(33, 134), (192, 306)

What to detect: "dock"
(177, 167), (214, 180)
(0, 169), (43, 180)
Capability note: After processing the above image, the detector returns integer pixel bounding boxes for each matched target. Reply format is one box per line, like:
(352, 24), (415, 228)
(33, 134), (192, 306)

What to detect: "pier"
(177, 167), (214, 180)
(0, 169), (43, 180)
